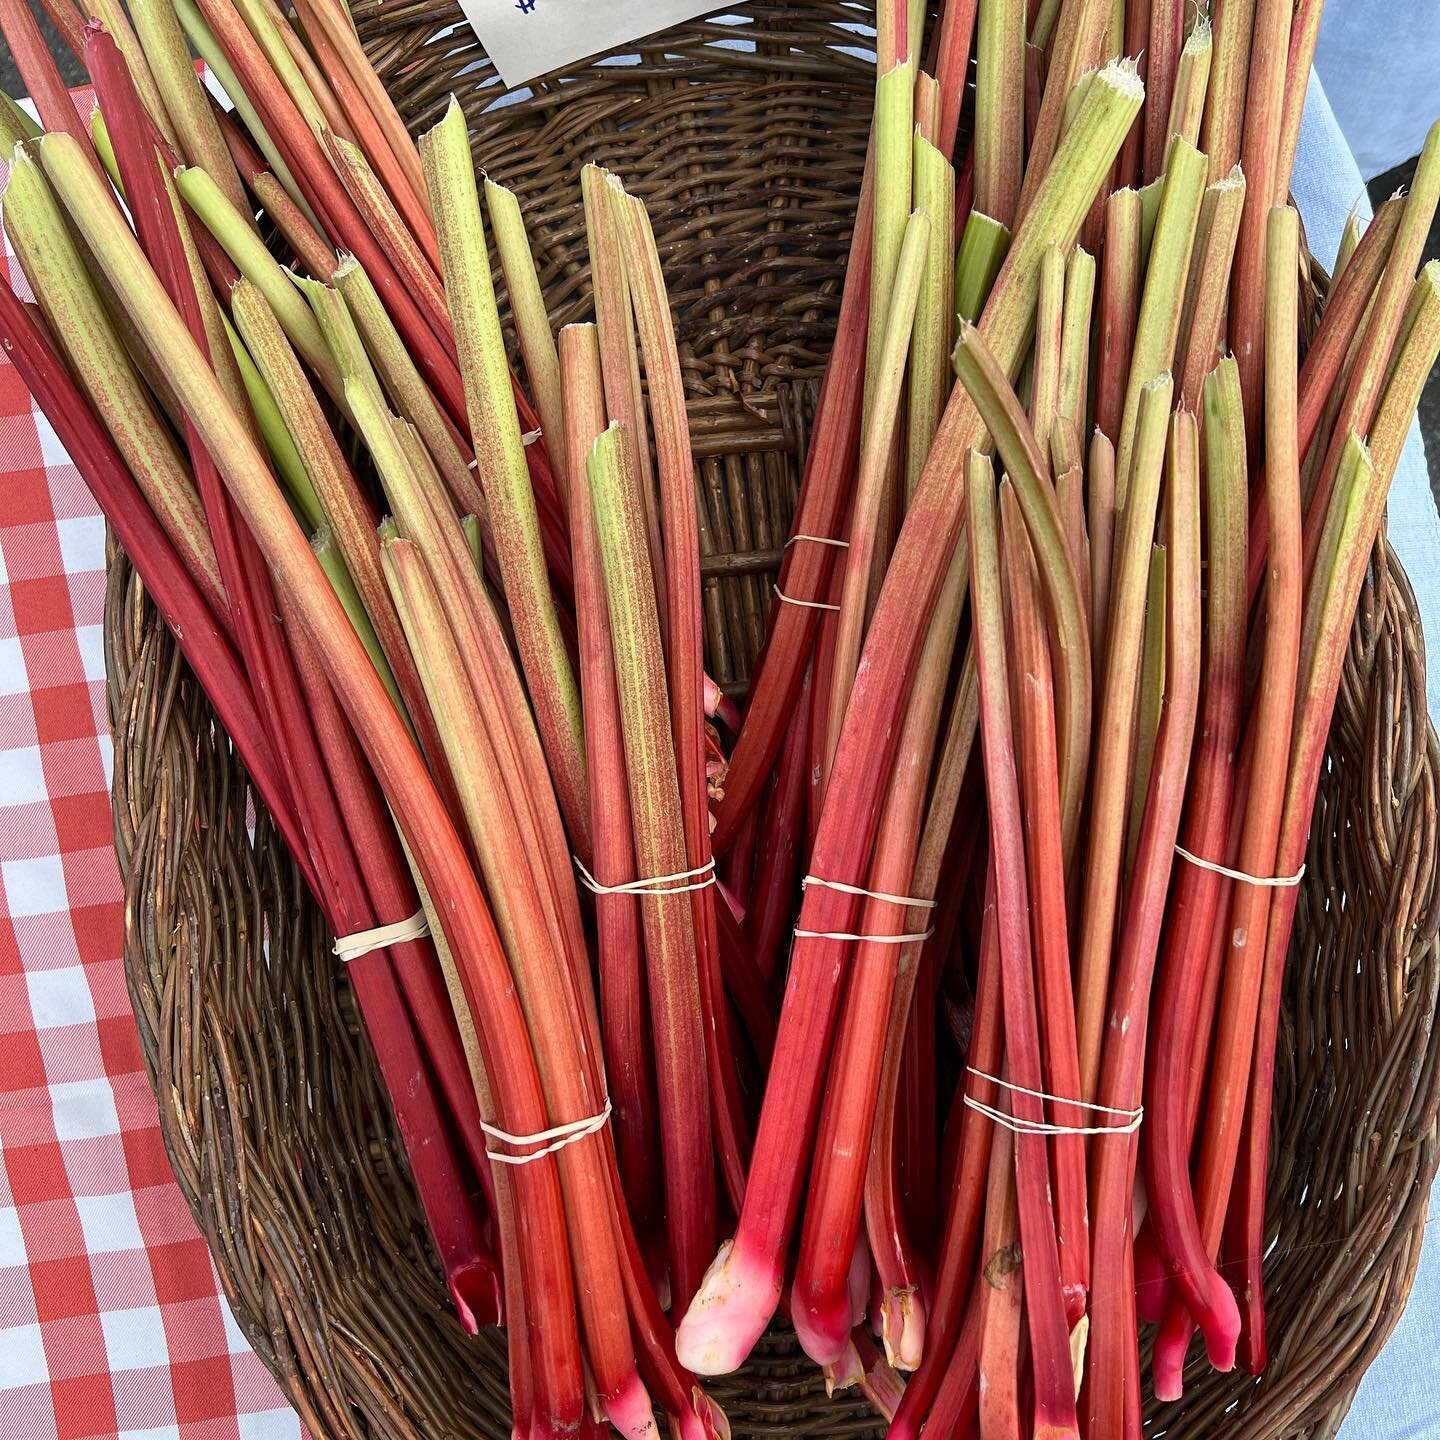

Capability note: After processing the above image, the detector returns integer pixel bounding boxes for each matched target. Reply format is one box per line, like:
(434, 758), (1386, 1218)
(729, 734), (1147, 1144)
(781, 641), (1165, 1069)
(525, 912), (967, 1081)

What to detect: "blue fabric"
(1293, 72), (1440, 1439)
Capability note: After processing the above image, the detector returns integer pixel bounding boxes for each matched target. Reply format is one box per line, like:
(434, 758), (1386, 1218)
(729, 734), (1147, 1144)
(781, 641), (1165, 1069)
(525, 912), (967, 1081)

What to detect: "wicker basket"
(105, 3), (1440, 1436)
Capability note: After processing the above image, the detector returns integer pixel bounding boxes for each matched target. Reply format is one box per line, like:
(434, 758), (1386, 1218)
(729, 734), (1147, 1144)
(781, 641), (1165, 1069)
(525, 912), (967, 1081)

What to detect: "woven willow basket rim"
(106, 4), (1440, 1438)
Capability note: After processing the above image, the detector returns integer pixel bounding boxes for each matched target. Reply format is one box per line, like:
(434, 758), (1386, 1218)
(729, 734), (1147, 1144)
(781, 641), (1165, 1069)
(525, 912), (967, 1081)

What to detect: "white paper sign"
(458, 0), (726, 89)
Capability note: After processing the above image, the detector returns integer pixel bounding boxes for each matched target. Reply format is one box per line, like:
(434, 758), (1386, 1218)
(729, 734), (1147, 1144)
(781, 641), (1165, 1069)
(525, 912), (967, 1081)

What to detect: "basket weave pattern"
(105, 3), (1440, 1436)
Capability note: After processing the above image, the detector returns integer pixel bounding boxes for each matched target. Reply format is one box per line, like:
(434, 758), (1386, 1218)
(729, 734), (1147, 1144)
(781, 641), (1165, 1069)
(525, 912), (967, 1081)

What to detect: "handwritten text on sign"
(456, 0), (725, 89)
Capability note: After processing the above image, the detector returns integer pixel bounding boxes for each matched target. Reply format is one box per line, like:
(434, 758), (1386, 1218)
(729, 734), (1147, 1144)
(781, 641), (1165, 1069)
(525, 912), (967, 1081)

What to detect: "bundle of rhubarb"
(2, 0), (1439, 1433)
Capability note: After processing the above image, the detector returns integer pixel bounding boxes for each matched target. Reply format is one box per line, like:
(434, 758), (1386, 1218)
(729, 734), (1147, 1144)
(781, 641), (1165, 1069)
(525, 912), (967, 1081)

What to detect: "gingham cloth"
(0, 93), (302, 1440)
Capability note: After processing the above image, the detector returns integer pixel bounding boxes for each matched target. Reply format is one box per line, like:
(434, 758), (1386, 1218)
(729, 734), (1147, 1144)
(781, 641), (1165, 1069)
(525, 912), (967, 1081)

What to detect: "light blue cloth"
(1314, 1), (1440, 181)
(1294, 72), (1440, 1439)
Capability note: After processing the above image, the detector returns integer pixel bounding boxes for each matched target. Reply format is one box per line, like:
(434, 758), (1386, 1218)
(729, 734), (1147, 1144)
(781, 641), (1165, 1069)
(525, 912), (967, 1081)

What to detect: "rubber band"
(793, 925), (936, 945)
(802, 875), (938, 909)
(575, 856), (717, 896)
(333, 909), (430, 962)
(482, 1101), (612, 1165)
(966, 1067), (1141, 1119)
(772, 584), (841, 612)
(784, 534), (850, 549)
(962, 1066), (1143, 1136)
(1174, 843), (1306, 888)
(962, 1096), (1143, 1136)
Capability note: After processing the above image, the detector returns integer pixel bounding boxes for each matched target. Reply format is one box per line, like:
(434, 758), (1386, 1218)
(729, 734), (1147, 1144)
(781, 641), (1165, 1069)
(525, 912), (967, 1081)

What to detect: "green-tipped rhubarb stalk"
(953, 321), (1092, 857)
(955, 210), (1012, 325)
(130, 0), (251, 223)
(1074, 373), (1173, 1100)
(421, 99), (590, 854)
(1228, 0), (1292, 440)
(560, 323), (659, 1235)
(1145, 355), (1249, 1400)
(175, 163), (345, 404)
(825, 209), (931, 773)
(381, 533), (655, 1440)
(1086, 401), (1203, 1439)
(967, 451), (1080, 1438)
(975, 0), (1025, 227)
(1057, 245), (1097, 439)
(1176, 165), (1247, 410)
(1030, 243), (1067, 452)
(488, 177), (566, 487)
(1113, 137), (1207, 502)
(1165, 15), (1213, 156)
(1199, 0), (1255, 182)
(1, 148), (226, 620)
(587, 423), (716, 1326)
(330, 254), (487, 524)
(906, 131), (956, 501)
(1096, 187), (1141, 444)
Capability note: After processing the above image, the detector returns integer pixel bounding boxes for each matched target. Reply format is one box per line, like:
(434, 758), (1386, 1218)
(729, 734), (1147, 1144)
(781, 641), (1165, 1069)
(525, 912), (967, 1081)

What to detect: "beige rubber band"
(575, 856), (716, 896)
(793, 925), (935, 945)
(802, 875), (939, 909)
(961, 1096), (1143, 1137)
(482, 1100), (612, 1165)
(333, 909), (430, 962)
(1174, 843), (1306, 888)
(963, 1066), (1143, 1136)
(772, 584), (841, 612)
(785, 534), (849, 549)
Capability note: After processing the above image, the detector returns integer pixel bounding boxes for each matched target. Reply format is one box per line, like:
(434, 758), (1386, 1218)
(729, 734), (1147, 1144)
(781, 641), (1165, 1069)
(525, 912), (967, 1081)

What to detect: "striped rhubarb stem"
(791, 514), (969, 1370)
(1142, 0), (1186, 181)
(1176, 165), (1247, 411)
(1, 150), (226, 619)
(825, 209), (931, 772)
(1074, 374), (1172, 1100)
(1201, 0), (1256, 183)
(1016, 0), (1110, 221)
(976, 1120), (1024, 1436)
(331, 254), (488, 527)
(1297, 122), (1440, 584)
(907, 130), (956, 500)
(865, 646), (978, 1370)
(1126, 546), (1168, 871)
(953, 320), (1091, 856)
(587, 423), (716, 1325)
(1143, 356), (1249, 1400)
(0, 0), (98, 166)
(1096, 186), (1141, 444)
(1113, 137), (1207, 503)
(1164, 13), (1213, 157)
(422, 99), (590, 853)
(1088, 428), (1117, 686)
(967, 453), (1079, 1438)
(488, 178), (566, 489)
(175, 165), (344, 399)
(607, 175), (748, 1220)
(1057, 244), (1096, 437)
(381, 534), (653, 1440)
(1228, 0), (1292, 444)
(561, 323), (659, 1237)
(130, 0), (251, 223)
(1030, 242), (1066, 448)
(1086, 402), (1203, 1439)
(1000, 480), (1088, 1321)
(975, 0), (1026, 227)
(1275, 0), (1324, 206)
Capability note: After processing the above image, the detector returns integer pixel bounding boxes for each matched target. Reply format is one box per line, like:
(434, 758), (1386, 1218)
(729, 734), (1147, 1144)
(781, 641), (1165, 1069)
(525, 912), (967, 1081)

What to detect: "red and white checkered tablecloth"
(0, 99), (303, 1440)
